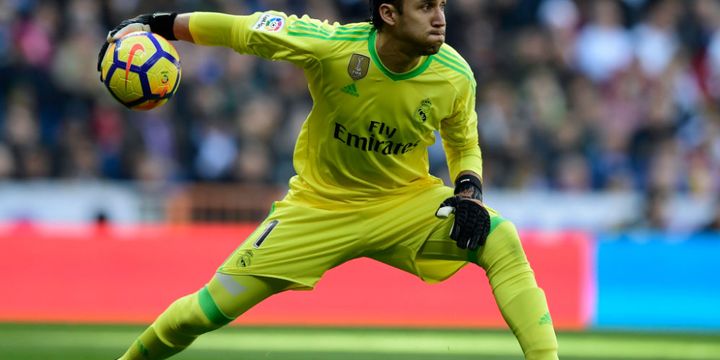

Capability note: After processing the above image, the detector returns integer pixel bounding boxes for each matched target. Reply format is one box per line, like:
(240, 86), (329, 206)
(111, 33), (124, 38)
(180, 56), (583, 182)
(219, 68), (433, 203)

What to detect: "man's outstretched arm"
(99, 11), (322, 70)
(104, 12), (230, 45)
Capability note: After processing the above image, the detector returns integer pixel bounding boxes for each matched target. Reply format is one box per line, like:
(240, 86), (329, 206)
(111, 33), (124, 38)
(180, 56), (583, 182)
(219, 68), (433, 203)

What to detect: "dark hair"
(370, 0), (403, 30)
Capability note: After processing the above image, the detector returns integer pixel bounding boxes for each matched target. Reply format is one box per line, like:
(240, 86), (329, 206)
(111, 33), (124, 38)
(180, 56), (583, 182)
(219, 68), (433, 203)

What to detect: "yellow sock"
(119, 325), (184, 360)
(477, 220), (559, 360)
(119, 274), (287, 360)
(500, 287), (558, 360)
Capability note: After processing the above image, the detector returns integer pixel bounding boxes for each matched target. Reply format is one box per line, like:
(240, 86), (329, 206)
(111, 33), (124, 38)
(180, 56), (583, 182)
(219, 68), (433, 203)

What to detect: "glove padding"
(97, 12), (177, 73)
(436, 196), (491, 250)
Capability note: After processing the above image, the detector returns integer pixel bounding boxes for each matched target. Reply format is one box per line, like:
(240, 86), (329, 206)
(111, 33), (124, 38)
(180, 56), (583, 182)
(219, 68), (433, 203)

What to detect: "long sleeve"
(188, 11), (330, 69)
(439, 79), (483, 181)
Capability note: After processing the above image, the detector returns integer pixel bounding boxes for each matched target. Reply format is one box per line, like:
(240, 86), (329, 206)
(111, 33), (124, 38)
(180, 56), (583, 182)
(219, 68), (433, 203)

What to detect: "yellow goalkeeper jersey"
(189, 11), (482, 204)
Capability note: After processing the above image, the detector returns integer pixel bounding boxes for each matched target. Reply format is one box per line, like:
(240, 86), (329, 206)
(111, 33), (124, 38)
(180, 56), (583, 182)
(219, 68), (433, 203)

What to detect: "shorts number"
(253, 220), (279, 248)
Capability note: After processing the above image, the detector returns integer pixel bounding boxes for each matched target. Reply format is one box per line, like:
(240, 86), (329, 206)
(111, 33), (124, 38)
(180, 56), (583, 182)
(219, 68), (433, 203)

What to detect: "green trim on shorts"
(490, 216), (506, 233)
(198, 286), (234, 325)
(467, 216), (507, 263)
(467, 247), (479, 264)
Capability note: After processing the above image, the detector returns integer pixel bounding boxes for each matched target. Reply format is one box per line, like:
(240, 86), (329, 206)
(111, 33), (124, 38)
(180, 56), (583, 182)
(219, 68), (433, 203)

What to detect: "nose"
(432, 7), (446, 28)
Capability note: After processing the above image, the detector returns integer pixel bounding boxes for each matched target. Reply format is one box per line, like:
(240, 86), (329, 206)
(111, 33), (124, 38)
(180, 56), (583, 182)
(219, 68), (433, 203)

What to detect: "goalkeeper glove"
(435, 174), (491, 251)
(97, 12), (178, 72)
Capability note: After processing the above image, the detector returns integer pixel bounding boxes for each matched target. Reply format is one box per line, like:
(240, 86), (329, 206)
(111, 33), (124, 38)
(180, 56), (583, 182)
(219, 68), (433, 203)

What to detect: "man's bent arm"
(169, 11), (321, 68)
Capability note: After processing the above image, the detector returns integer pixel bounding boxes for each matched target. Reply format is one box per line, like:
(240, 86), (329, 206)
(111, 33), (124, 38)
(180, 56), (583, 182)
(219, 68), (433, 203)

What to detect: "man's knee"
(153, 292), (222, 347)
(154, 274), (288, 346)
(475, 220), (537, 289)
(206, 273), (290, 319)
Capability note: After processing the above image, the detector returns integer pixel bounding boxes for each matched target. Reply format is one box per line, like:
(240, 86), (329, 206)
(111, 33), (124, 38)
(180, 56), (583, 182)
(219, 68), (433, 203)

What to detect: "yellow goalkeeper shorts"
(218, 183), (502, 289)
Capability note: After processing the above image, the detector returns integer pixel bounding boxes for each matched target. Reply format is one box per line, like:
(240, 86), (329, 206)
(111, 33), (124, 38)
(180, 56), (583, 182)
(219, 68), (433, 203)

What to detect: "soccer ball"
(99, 31), (181, 111)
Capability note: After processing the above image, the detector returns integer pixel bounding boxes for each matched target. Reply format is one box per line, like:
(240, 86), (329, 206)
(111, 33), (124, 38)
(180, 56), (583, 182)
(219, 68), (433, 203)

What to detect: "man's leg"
(119, 273), (289, 360)
(364, 185), (558, 359)
(474, 218), (559, 360)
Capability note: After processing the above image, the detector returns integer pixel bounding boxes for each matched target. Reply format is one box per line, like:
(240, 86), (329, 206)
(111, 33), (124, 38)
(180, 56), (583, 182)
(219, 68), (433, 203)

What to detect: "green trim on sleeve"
(198, 286), (234, 325)
(287, 21), (370, 42)
(432, 55), (475, 85)
(437, 48), (472, 73)
(288, 31), (368, 41)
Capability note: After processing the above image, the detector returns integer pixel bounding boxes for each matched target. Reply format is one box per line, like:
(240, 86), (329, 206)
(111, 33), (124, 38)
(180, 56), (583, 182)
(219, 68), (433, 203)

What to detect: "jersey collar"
(368, 30), (433, 81)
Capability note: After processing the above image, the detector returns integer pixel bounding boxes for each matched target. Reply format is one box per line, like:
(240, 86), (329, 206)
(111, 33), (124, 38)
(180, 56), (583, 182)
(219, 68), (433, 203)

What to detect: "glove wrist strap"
(454, 174), (483, 201)
(148, 12), (178, 40)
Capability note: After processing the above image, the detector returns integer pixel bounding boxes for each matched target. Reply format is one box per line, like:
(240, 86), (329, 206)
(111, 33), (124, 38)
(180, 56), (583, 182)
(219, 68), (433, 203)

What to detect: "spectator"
(574, 0), (634, 83)
(620, 186), (671, 231)
(0, 0), (716, 210)
(633, 0), (682, 79)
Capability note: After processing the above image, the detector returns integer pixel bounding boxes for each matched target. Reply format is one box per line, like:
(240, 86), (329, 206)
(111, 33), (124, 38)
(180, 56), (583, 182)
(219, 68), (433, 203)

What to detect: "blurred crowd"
(2, 0), (720, 209)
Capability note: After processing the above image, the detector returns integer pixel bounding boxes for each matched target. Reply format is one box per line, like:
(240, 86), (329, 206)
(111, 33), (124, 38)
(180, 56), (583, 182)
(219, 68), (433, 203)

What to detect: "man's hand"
(435, 174), (491, 250)
(97, 12), (177, 73)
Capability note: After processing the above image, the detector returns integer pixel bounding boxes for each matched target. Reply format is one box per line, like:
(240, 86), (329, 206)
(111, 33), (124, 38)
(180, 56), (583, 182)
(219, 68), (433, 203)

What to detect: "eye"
(419, 1), (434, 11)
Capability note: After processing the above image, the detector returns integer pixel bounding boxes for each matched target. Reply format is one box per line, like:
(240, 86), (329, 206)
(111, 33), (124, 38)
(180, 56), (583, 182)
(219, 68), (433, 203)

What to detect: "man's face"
(393, 0), (447, 55)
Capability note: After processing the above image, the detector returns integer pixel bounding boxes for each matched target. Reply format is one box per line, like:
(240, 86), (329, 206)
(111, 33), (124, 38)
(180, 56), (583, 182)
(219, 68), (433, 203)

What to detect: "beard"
(393, 25), (445, 56)
(419, 43), (442, 55)
(404, 36), (443, 56)
(405, 31), (444, 56)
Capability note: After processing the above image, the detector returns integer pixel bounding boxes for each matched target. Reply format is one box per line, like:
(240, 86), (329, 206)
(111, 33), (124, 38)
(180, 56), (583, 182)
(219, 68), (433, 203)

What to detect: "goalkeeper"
(103, 1), (559, 359)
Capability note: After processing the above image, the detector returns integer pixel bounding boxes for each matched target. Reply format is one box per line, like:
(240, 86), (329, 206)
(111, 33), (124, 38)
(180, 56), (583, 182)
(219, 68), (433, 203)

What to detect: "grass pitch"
(0, 323), (718, 360)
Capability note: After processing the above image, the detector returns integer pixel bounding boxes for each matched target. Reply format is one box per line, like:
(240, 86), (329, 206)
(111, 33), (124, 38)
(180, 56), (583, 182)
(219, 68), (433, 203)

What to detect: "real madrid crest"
(348, 53), (370, 81)
(415, 98), (432, 122)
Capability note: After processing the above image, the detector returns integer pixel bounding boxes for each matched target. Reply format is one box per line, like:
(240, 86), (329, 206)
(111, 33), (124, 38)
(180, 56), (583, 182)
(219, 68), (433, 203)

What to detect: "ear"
(378, 3), (400, 27)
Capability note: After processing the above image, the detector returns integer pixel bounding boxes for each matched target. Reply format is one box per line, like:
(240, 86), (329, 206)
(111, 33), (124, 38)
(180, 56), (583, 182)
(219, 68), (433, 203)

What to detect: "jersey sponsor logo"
(348, 53), (370, 80)
(333, 121), (420, 156)
(253, 13), (285, 32)
(415, 98), (432, 122)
